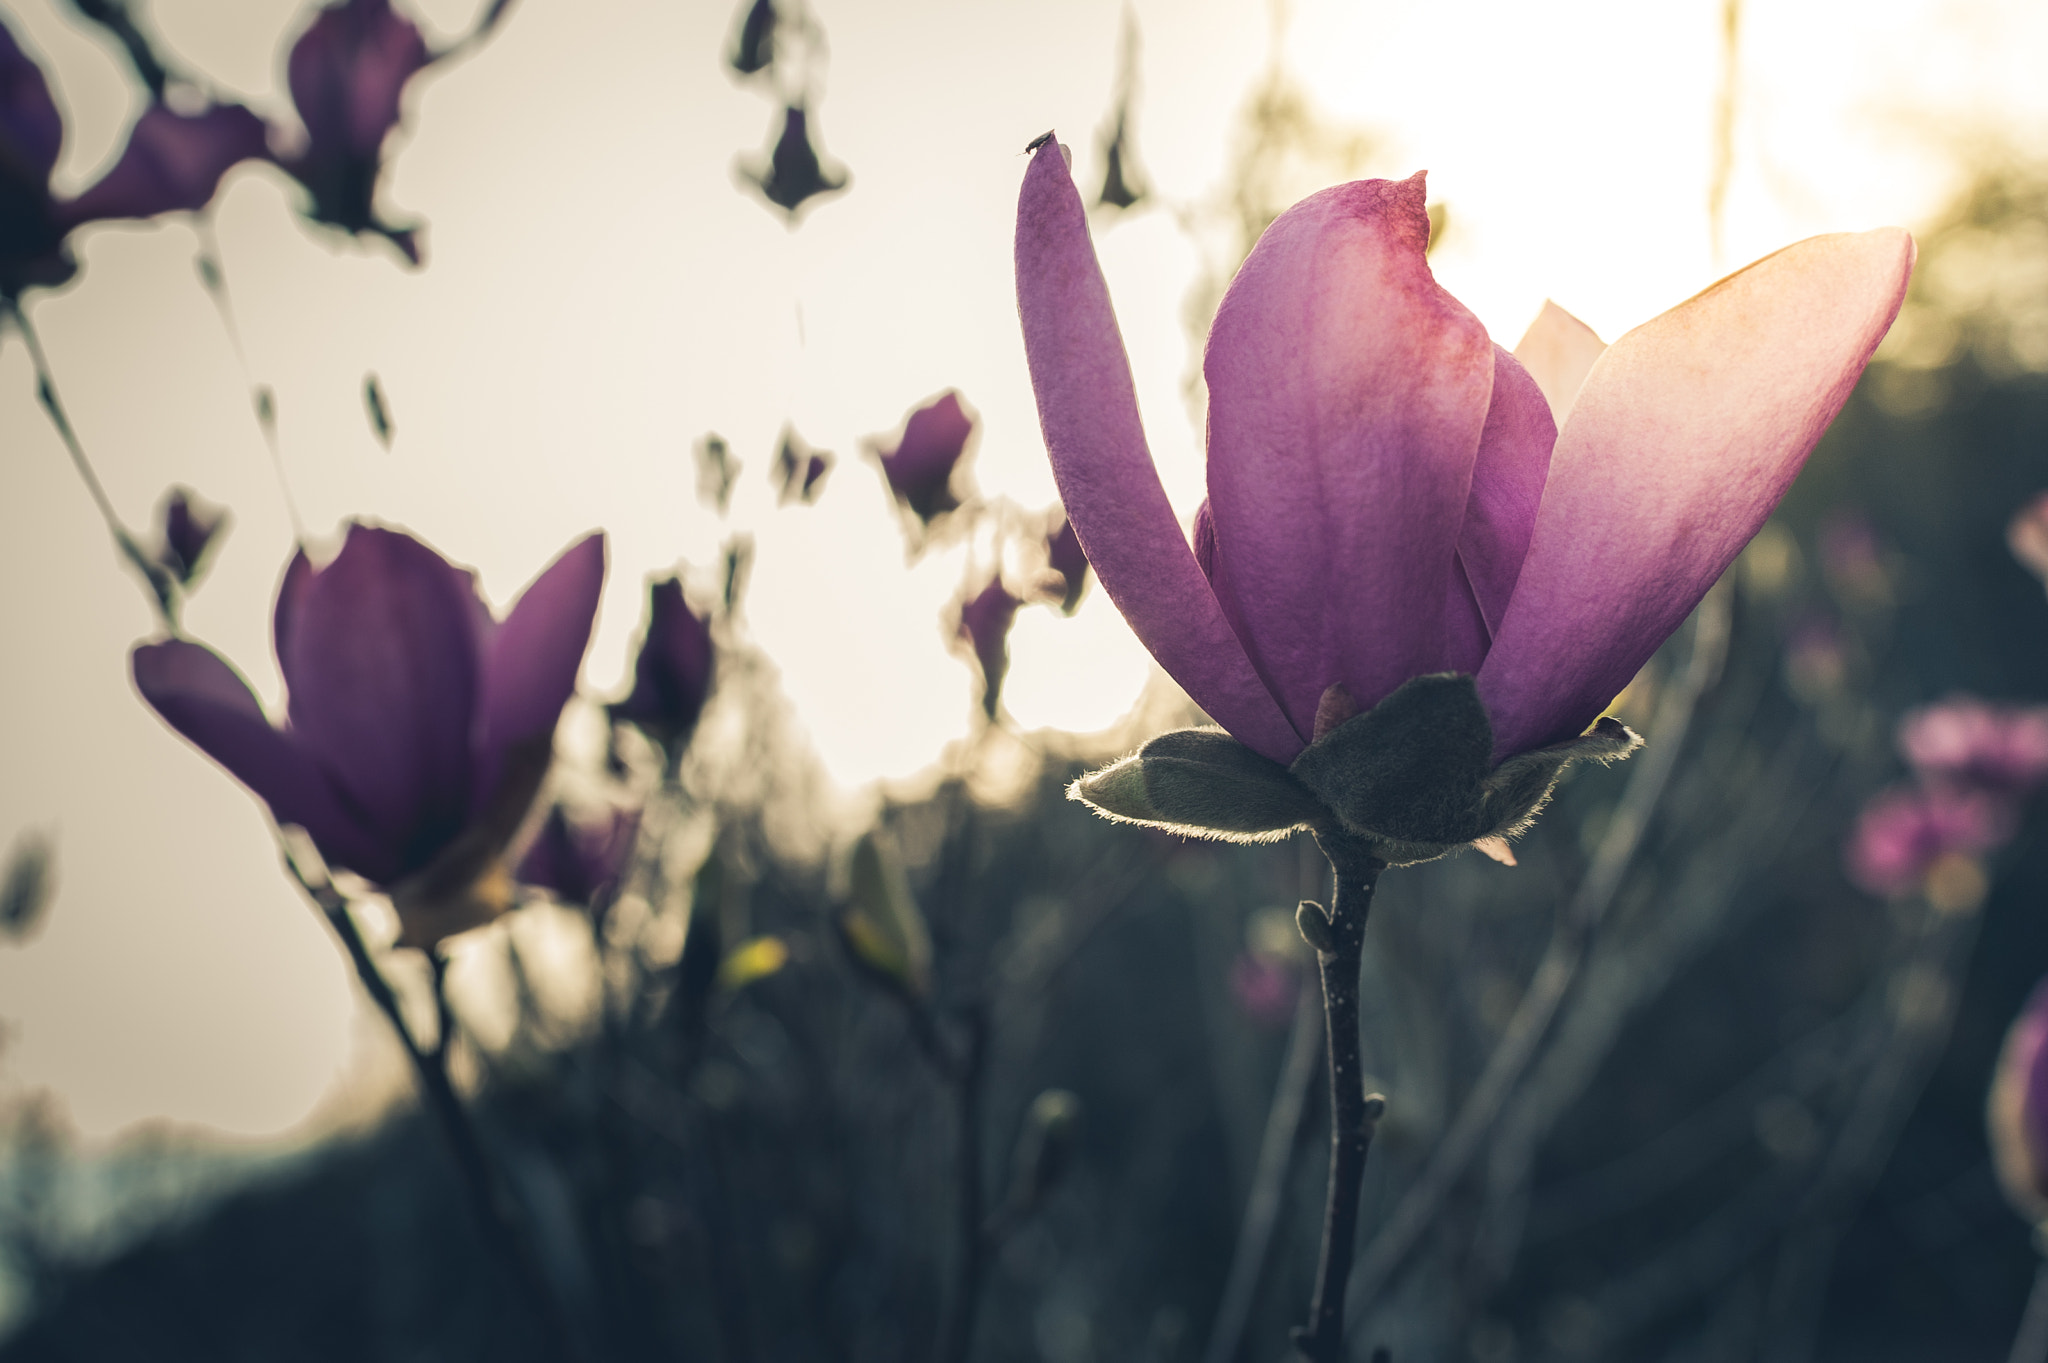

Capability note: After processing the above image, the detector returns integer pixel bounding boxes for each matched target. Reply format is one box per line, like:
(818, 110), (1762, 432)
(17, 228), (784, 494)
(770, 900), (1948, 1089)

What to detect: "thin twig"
(937, 1007), (991, 1363)
(189, 217), (306, 544)
(283, 855), (588, 1363)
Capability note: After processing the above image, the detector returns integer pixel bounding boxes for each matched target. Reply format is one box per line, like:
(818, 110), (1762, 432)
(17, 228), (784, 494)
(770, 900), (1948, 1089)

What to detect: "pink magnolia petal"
(1015, 139), (1299, 760)
(1458, 346), (1556, 636)
(0, 17), (62, 182)
(280, 524), (483, 865)
(1203, 173), (1493, 735)
(287, 0), (432, 160)
(473, 531), (606, 811)
(132, 639), (393, 880)
(58, 104), (270, 229)
(1479, 228), (1915, 758)
(1511, 300), (1606, 428)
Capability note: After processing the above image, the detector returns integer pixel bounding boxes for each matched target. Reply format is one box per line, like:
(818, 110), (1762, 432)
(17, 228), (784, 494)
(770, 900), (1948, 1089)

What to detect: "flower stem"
(287, 859), (587, 1363)
(1292, 831), (1387, 1363)
(3, 297), (176, 629)
(2011, 1253), (2048, 1363)
(937, 1007), (990, 1363)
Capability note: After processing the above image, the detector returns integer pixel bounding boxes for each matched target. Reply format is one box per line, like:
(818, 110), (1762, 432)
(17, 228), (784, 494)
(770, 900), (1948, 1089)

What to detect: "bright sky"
(1, 0), (2044, 1142)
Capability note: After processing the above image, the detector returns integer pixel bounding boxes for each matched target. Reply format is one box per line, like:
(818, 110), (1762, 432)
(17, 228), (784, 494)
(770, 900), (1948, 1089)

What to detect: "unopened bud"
(1295, 899), (1334, 954)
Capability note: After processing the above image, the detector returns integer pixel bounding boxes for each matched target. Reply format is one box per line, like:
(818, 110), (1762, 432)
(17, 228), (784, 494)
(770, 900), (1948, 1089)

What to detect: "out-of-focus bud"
(773, 426), (832, 505)
(363, 372), (393, 447)
(1818, 511), (1890, 609)
(727, 0), (776, 76)
(517, 803), (639, 928)
(953, 574), (1021, 721)
(153, 485), (229, 587)
(1044, 509), (1090, 615)
(2009, 491), (2048, 589)
(722, 534), (754, 615)
(1898, 697), (2048, 796)
(608, 577), (715, 762)
(1844, 783), (2012, 901)
(1989, 976), (2048, 1225)
(1231, 904), (1307, 1028)
(869, 391), (977, 531)
(836, 829), (932, 999)
(696, 433), (740, 515)
(1783, 614), (1847, 704)
(1004, 1088), (1082, 1219)
(0, 828), (55, 943)
(739, 104), (848, 222)
(716, 934), (789, 992)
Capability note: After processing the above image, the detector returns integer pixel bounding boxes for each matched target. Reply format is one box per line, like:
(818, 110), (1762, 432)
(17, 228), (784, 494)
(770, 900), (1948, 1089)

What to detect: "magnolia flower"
(132, 524), (606, 946)
(1016, 142), (1912, 857)
(870, 390), (976, 526)
(278, 0), (436, 262)
(773, 425), (832, 505)
(1898, 697), (2048, 795)
(153, 485), (230, 587)
(1, 19), (268, 297)
(955, 574), (1021, 720)
(1990, 977), (2048, 1224)
(740, 104), (847, 222)
(608, 577), (715, 757)
(1842, 783), (2009, 899)
(1045, 509), (1090, 615)
(518, 803), (639, 927)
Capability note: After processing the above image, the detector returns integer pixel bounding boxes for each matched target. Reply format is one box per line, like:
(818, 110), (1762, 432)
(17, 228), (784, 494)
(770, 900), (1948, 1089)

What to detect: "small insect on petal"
(1024, 130), (1054, 155)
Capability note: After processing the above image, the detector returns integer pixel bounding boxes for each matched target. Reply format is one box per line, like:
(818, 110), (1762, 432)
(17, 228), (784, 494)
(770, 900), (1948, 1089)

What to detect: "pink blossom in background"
(1014, 142), (1913, 765)
(132, 524), (607, 946)
(2009, 491), (2048, 589)
(1989, 975), (2048, 1223)
(1229, 949), (1300, 1029)
(1898, 697), (2048, 795)
(1843, 783), (2012, 898)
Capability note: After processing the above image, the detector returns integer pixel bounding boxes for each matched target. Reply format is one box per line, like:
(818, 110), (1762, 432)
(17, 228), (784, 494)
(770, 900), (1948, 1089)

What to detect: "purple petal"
(957, 575), (1021, 719)
(1202, 173), (1494, 736)
(1478, 228), (1916, 758)
(132, 639), (393, 880)
(287, 0), (432, 162)
(473, 532), (606, 810)
(1015, 139), (1299, 761)
(1511, 300), (1606, 427)
(1458, 346), (1556, 637)
(609, 576), (714, 741)
(1992, 978), (2048, 1220)
(58, 104), (269, 229)
(875, 392), (975, 520)
(0, 18), (61, 183)
(279, 524), (483, 871)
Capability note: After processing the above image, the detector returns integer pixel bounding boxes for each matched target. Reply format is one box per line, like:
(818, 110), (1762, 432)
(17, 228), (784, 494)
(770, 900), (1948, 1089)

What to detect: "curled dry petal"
(1014, 139), (1298, 762)
(1479, 228), (1916, 759)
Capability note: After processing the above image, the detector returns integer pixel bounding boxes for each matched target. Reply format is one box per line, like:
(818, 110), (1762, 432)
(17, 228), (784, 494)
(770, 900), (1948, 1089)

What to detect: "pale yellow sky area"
(0, 0), (2042, 1141)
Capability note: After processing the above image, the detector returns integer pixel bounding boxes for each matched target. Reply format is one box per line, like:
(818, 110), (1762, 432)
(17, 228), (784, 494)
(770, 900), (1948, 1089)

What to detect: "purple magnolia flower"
(278, 0), (436, 263)
(1045, 509), (1090, 615)
(871, 391), (976, 526)
(956, 574), (1021, 720)
(154, 485), (230, 587)
(608, 577), (715, 755)
(1990, 976), (2048, 1224)
(131, 524), (606, 946)
(774, 426), (832, 505)
(1015, 145), (1913, 769)
(518, 803), (639, 922)
(741, 104), (847, 222)
(2, 19), (268, 296)
(1898, 697), (2048, 795)
(1842, 782), (2010, 899)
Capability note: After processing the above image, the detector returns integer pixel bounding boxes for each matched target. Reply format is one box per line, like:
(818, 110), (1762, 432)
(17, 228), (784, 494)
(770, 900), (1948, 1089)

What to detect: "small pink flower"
(1898, 697), (2048, 795)
(1989, 976), (2048, 1223)
(1229, 949), (1300, 1029)
(1843, 783), (2012, 898)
